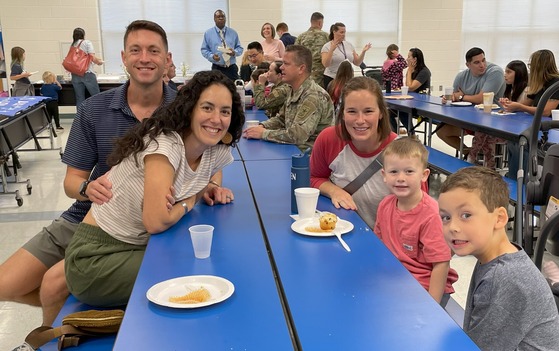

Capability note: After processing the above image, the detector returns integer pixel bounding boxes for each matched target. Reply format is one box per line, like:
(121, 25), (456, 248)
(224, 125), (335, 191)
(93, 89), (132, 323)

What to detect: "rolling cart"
(0, 96), (59, 206)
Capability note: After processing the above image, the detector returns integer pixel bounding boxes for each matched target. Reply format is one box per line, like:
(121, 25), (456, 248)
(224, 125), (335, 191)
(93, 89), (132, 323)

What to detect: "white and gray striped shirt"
(92, 131), (233, 245)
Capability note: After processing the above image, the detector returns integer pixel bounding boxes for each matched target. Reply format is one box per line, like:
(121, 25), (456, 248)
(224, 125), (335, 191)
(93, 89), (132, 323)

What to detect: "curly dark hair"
(108, 70), (245, 167)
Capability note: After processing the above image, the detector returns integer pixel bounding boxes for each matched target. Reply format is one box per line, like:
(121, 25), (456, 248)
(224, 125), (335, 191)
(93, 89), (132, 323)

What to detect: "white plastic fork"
(316, 210), (351, 252)
(334, 228), (351, 252)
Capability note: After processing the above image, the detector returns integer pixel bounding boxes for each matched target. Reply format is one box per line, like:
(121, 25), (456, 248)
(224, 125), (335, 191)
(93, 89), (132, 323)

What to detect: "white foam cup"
(294, 187), (320, 219)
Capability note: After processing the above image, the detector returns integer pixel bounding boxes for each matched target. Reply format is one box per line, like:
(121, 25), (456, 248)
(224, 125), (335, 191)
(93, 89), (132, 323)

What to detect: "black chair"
(521, 80), (559, 255)
(360, 65), (383, 86)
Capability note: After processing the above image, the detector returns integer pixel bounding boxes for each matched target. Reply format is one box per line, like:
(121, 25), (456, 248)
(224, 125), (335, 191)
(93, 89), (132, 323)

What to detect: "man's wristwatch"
(79, 180), (91, 198)
(458, 95), (464, 102)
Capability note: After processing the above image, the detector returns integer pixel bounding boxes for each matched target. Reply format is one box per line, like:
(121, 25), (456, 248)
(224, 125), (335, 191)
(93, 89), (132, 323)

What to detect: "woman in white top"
(70, 27), (104, 109)
(64, 71), (245, 307)
(321, 22), (371, 89)
(260, 22), (285, 62)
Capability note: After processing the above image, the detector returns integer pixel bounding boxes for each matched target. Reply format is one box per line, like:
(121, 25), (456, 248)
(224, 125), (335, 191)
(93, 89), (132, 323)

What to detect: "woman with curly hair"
(64, 70), (245, 307)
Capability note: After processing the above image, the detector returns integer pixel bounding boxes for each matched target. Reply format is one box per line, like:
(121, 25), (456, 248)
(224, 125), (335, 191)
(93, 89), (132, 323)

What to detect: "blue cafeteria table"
(244, 159), (479, 350)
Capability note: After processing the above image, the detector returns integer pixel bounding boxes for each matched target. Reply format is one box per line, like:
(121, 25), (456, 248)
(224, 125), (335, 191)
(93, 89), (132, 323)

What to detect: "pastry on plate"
(319, 212), (338, 230)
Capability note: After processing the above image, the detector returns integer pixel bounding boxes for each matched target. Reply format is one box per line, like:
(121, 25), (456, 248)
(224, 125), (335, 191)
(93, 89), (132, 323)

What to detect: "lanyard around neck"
(337, 42), (347, 59)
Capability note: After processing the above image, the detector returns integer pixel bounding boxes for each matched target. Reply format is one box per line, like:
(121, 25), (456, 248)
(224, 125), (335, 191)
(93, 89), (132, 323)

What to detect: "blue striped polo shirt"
(60, 81), (177, 223)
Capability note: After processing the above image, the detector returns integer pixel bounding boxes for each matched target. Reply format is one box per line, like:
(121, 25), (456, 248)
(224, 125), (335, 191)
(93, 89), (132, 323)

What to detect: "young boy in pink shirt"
(374, 137), (458, 306)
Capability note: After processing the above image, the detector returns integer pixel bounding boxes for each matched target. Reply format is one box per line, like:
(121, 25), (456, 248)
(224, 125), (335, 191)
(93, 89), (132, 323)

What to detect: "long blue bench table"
(43, 161), (293, 350)
(244, 158), (479, 350)
(112, 161), (293, 350)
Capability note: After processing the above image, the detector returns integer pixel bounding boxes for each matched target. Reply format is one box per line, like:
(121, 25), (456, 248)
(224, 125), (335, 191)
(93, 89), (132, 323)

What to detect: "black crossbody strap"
(343, 151), (384, 195)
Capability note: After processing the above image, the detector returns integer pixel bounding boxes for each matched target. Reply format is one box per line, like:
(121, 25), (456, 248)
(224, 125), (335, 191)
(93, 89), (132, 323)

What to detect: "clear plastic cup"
(483, 92), (494, 113)
(245, 120), (260, 128)
(189, 224), (214, 259)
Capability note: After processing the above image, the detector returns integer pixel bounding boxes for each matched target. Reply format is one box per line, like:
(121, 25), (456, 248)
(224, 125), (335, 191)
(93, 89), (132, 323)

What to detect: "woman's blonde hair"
(527, 49), (559, 95)
(42, 71), (56, 84)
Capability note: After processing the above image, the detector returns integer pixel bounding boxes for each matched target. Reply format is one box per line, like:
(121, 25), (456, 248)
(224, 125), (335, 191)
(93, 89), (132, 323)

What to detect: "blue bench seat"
(426, 146), (520, 204)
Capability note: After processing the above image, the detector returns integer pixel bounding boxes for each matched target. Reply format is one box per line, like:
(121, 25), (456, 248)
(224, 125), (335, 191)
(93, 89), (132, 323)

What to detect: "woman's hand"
(407, 57), (416, 71)
(329, 188), (357, 210)
(502, 100), (521, 112)
(203, 185), (234, 206)
(331, 37), (343, 47)
(362, 43), (372, 53)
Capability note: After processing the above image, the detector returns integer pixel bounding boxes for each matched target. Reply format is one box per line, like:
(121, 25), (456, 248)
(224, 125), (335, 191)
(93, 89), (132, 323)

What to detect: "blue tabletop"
(237, 109), (301, 161)
(111, 161), (293, 350)
(245, 159), (479, 350)
(0, 96), (49, 117)
(386, 92), (559, 143)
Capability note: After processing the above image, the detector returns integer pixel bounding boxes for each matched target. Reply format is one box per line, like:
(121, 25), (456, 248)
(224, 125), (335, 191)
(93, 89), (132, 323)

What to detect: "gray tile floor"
(0, 120), (502, 350)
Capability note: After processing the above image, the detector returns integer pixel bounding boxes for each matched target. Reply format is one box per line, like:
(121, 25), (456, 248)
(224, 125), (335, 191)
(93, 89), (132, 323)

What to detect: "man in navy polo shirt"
(2, 19), (177, 351)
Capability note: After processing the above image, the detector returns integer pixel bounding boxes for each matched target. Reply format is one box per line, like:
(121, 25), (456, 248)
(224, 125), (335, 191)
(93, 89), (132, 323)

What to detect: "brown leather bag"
(24, 309), (124, 350)
(62, 40), (93, 77)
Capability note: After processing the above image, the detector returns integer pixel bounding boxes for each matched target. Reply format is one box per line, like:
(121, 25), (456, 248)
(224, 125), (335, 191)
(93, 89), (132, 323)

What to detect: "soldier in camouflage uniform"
(243, 45), (333, 151)
(295, 12), (329, 88)
(252, 60), (291, 118)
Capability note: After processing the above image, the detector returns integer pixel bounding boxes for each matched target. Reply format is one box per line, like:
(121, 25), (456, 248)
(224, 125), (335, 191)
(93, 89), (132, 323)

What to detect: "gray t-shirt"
(464, 245), (559, 350)
(453, 62), (506, 103)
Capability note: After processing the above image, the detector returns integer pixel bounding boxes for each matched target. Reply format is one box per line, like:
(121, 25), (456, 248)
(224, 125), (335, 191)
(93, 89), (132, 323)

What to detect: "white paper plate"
(147, 275), (234, 309)
(291, 217), (354, 237)
(451, 101), (473, 107)
(474, 104), (500, 110)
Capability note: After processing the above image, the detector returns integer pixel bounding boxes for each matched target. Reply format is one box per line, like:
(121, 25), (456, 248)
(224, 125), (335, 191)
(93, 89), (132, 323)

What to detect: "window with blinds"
(462, 0), (559, 69)
(282, 0), (400, 67)
(98, 0), (227, 75)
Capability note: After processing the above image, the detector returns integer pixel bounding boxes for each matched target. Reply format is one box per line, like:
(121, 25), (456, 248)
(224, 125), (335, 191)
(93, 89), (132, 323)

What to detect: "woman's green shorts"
(65, 223), (146, 307)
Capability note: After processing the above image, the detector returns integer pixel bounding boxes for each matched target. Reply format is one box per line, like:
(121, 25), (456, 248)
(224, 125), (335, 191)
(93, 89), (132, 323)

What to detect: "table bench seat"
(426, 146), (520, 204)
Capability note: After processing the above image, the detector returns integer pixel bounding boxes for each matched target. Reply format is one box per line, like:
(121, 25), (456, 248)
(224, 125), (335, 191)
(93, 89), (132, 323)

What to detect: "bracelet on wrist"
(181, 201), (188, 214)
(209, 180), (221, 188)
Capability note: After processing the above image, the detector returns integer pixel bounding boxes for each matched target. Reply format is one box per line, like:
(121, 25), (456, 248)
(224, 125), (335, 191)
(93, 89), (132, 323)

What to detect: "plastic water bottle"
(291, 148), (311, 214)
(234, 79), (245, 112)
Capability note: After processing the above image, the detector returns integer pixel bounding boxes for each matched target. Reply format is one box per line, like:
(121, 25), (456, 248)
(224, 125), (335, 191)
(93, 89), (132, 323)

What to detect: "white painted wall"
(0, 0), (463, 96)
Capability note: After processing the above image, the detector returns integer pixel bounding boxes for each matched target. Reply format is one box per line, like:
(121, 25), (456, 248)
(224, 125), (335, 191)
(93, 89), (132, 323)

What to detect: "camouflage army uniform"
(295, 28), (329, 87)
(253, 81), (291, 118)
(261, 77), (334, 151)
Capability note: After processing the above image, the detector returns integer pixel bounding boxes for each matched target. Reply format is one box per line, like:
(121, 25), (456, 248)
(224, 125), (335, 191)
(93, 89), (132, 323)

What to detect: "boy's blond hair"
(440, 166), (509, 212)
(42, 71), (56, 84)
(382, 136), (428, 169)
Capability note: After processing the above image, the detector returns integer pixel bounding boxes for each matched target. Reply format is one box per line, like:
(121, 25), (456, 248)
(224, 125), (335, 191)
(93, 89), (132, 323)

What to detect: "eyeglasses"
(248, 53), (261, 59)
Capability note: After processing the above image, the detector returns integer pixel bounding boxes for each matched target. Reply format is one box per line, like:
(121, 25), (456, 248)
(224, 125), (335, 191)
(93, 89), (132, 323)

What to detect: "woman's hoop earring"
(221, 132), (233, 145)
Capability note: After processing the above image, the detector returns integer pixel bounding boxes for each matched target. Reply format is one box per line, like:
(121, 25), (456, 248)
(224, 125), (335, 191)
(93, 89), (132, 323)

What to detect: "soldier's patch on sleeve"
(298, 105), (311, 117)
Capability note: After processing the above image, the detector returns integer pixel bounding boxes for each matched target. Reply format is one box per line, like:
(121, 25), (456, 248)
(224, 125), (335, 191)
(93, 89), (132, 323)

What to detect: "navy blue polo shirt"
(61, 82), (177, 223)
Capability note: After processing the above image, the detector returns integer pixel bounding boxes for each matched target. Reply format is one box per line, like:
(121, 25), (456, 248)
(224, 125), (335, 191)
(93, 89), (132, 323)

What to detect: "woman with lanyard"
(321, 22), (371, 89)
